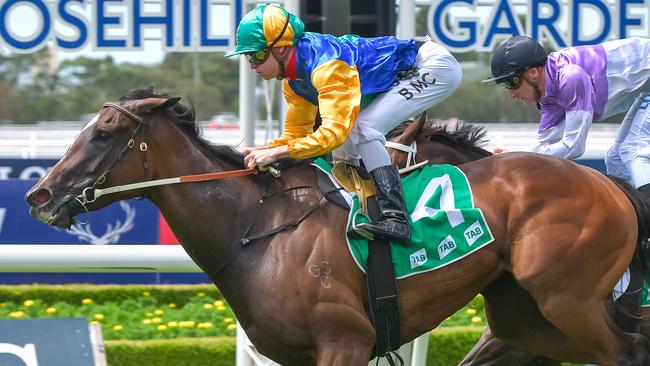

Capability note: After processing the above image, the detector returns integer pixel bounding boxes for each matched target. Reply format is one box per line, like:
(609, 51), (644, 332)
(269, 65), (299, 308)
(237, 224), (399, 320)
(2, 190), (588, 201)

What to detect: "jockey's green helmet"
(225, 5), (304, 57)
(482, 35), (547, 84)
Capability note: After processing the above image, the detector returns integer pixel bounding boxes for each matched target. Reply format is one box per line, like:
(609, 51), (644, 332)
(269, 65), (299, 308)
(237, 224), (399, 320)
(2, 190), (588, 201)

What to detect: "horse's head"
(25, 91), (181, 229)
(385, 113), (492, 168)
(385, 113), (427, 169)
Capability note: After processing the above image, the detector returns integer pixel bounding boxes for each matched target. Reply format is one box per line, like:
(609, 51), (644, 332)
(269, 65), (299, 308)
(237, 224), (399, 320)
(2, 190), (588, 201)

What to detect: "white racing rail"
(0, 244), (429, 366)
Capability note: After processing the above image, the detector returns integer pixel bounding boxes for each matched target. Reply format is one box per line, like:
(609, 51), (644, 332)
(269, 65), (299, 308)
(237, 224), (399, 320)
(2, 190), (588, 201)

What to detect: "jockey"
(483, 35), (650, 199)
(226, 4), (462, 242)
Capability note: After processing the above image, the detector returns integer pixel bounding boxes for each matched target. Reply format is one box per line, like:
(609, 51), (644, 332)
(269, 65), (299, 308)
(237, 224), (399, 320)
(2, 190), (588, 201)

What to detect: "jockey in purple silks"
(483, 35), (650, 199)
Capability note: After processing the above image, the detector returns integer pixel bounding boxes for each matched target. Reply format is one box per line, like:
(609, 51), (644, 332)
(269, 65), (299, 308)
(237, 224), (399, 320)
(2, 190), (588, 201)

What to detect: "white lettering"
(0, 208), (5, 236)
(411, 174), (465, 227)
(19, 167), (49, 180)
(0, 167), (11, 180)
(0, 343), (39, 366)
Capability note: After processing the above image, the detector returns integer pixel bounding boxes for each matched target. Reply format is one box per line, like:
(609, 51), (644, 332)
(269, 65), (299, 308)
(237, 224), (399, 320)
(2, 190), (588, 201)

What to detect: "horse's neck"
(146, 134), (263, 279)
(421, 139), (486, 165)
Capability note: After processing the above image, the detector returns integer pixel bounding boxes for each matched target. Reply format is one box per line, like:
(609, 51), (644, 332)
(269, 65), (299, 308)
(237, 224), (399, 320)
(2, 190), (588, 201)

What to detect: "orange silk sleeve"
(285, 60), (361, 159)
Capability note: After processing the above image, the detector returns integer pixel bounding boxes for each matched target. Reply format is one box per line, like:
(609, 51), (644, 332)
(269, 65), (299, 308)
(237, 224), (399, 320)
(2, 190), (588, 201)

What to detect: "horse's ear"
(401, 112), (427, 143)
(132, 97), (181, 114)
(152, 97), (181, 111)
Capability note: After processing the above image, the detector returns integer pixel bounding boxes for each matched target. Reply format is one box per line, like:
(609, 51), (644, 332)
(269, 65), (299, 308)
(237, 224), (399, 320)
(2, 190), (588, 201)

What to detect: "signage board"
(0, 318), (95, 366)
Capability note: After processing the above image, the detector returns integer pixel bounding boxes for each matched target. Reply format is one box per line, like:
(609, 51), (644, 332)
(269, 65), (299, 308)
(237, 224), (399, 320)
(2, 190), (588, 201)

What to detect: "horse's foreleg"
(312, 303), (375, 366)
(316, 341), (373, 366)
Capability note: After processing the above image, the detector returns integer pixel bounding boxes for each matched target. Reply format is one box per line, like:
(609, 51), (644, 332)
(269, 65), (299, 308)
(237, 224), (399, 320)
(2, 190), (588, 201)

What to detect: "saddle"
(331, 161), (375, 213)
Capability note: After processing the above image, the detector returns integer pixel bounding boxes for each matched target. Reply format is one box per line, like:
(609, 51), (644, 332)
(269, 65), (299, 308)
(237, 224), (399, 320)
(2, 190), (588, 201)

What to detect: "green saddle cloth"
(312, 158), (495, 279)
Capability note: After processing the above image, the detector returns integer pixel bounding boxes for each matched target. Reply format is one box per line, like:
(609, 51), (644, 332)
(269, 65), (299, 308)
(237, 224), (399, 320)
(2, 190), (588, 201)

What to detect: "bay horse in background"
(25, 89), (650, 365)
(386, 114), (650, 366)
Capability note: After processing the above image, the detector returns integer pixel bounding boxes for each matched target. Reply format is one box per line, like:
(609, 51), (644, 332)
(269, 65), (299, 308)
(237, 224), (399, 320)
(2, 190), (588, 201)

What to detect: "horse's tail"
(607, 174), (650, 330)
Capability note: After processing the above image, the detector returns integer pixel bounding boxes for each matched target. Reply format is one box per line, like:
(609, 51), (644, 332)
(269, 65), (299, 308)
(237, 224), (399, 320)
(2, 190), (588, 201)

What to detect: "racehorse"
(25, 89), (650, 365)
(386, 114), (650, 365)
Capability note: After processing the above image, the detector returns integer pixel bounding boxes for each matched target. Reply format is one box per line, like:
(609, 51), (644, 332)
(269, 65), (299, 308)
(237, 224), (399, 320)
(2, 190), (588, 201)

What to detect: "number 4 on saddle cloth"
(312, 158), (495, 278)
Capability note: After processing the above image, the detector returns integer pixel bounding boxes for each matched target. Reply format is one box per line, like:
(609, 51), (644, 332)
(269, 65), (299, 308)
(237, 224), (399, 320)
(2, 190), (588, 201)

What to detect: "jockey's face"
(249, 47), (289, 81)
(505, 67), (545, 106)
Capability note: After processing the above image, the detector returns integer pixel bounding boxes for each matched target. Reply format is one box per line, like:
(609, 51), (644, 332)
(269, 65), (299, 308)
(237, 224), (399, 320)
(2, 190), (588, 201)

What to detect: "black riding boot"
(355, 165), (411, 242)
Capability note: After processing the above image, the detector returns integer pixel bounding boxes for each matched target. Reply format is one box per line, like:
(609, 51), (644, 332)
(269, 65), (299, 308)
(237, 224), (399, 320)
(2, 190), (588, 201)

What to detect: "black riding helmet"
(482, 35), (547, 84)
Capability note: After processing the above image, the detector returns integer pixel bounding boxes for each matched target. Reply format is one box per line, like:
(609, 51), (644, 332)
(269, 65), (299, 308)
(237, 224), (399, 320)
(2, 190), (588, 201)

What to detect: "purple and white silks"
(534, 37), (650, 160)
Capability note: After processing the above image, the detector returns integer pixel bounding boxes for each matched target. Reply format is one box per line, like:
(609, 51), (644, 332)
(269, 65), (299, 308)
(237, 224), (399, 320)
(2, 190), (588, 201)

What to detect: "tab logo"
(410, 248), (428, 269)
(438, 235), (457, 260)
(464, 221), (484, 246)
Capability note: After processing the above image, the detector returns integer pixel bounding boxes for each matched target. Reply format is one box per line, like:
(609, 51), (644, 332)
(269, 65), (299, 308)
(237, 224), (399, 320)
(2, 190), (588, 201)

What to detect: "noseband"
(385, 141), (429, 174)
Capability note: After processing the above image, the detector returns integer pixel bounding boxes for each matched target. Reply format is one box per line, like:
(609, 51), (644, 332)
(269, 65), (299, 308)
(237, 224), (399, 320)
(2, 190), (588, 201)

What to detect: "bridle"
(384, 141), (429, 174)
(75, 102), (258, 210)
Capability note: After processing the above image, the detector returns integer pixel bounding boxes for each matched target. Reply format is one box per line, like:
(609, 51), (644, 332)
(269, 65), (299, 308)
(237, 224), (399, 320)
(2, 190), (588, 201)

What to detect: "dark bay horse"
(25, 89), (650, 365)
(386, 114), (650, 366)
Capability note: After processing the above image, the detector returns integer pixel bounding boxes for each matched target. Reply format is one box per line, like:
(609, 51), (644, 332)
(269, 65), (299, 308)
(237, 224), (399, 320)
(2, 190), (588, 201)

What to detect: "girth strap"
(366, 197), (402, 362)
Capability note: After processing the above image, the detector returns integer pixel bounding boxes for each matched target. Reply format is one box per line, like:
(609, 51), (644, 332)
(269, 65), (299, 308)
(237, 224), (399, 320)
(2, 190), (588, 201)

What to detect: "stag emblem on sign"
(66, 201), (136, 245)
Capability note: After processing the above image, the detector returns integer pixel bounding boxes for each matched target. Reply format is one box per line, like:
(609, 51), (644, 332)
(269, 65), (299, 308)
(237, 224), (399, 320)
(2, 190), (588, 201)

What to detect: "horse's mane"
(118, 88), (246, 167)
(386, 119), (492, 157)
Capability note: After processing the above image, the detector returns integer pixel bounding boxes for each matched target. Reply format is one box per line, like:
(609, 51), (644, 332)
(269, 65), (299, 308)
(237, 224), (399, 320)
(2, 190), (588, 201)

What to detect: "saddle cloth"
(312, 158), (495, 279)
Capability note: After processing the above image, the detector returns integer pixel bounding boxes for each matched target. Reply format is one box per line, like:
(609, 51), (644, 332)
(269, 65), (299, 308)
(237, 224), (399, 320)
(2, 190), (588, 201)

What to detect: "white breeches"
(332, 39), (462, 170)
(606, 91), (650, 188)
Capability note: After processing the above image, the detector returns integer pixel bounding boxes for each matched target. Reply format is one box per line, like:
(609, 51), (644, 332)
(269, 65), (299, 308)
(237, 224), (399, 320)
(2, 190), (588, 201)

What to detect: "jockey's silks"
(269, 32), (418, 159)
(535, 37), (650, 158)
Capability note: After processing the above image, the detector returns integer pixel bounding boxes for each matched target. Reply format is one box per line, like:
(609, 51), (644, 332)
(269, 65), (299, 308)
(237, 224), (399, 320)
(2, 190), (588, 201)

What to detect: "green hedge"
(103, 328), (484, 366)
(106, 337), (235, 366)
(426, 326), (484, 366)
(0, 284), (221, 306)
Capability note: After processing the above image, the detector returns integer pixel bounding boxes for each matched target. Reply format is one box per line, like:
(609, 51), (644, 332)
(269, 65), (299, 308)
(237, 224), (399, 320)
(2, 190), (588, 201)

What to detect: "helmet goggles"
(244, 13), (291, 65)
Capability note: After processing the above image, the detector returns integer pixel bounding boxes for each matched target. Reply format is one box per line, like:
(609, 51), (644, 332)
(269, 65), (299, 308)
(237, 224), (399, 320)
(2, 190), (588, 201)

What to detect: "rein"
(384, 141), (429, 174)
(76, 102), (259, 206)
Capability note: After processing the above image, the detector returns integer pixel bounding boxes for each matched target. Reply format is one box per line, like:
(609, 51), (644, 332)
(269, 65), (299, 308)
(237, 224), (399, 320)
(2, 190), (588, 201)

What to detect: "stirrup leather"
(331, 161), (375, 213)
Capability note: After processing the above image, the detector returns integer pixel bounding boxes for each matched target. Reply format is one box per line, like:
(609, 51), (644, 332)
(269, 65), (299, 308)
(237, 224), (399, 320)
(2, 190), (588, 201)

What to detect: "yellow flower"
(82, 298), (92, 305)
(9, 311), (26, 318)
(179, 321), (196, 328)
(214, 300), (224, 307)
(23, 300), (34, 307)
(94, 314), (104, 321)
(197, 292), (206, 297)
(142, 319), (152, 325)
(157, 325), (168, 331)
(46, 307), (57, 314)
(152, 317), (162, 324)
(112, 325), (124, 331)
(465, 309), (477, 315)
(197, 322), (213, 329)
(203, 303), (213, 309)
(227, 324), (237, 331)
(167, 321), (178, 327)
(223, 317), (234, 324)
(470, 316), (482, 323)
(145, 312), (154, 317)
(142, 291), (151, 297)
(216, 306), (227, 311)
(168, 303), (176, 308)
(154, 309), (164, 315)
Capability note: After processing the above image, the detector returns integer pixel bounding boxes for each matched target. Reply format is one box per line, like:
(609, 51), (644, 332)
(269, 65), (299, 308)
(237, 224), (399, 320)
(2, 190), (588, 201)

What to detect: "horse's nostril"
(27, 188), (52, 206)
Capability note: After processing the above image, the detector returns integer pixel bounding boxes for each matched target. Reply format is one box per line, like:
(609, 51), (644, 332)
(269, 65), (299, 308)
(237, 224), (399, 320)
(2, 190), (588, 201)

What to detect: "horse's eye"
(93, 130), (111, 143)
